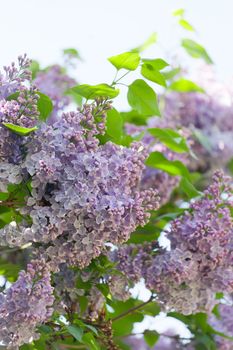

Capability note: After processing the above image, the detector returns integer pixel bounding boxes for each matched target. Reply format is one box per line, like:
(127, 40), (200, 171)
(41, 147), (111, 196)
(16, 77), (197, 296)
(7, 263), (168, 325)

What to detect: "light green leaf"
(66, 325), (83, 342)
(141, 64), (167, 87)
(37, 92), (53, 121)
(106, 108), (123, 143)
(148, 128), (189, 153)
(2, 123), (38, 135)
(179, 19), (195, 31)
(169, 79), (205, 93)
(163, 67), (181, 81)
(132, 33), (157, 53)
(142, 58), (169, 71)
(108, 52), (140, 71)
(127, 79), (160, 116)
(173, 8), (185, 17)
(144, 330), (160, 347)
(182, 39), (213, 64)
(29, 60), (40, 80)
(193, 128), (212, 153)
(69, 84), (119, 100)
(63, 48), (82, 60)
(146, 152), (190, 179)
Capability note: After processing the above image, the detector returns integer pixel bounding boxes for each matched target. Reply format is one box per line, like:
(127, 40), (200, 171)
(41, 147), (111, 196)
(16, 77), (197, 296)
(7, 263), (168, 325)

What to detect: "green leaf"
(141, 64), (167, 87)
(69, 84), (119, 100)
(193, 128), (212, 153)
(66, 325), (83, 342)
(142, 58), (169, 71)
(144, 330), (159, 347)
(63, 48), (82, 59)
(82, 333), (100, 350)
(106, 108), (123, 143)
(29, 60), (40, 79)
(162, 67), (181, 81)
(179, 19), (195, 31)
(132, 33), (157, 53)
(146, 151), (191, 179)
(148, 128), (189, 153)
(67, 89), (83, 106)
(2, 123), (38, 135)
(0, 192), (9, 201)
(108, 52), (140, 71)
(37, 92), (53, 121)
(173, 8), (185, 17)
(127, 79), (160, 116)
(182, 39), (213, 64)
(180, 177), (201, 199)
(121, 110), (148, 125)
(169, 79), (205, 93)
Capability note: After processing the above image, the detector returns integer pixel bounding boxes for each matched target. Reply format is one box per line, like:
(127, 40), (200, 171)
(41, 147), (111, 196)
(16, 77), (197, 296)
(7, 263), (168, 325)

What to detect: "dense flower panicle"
(0, 102), (159, 270)
(160, 90), (233, 170)
(112, 172), (233, 314)
(209, 303), (233, 350)
(34, 64), (76, 123)
(0, 55), (40, 191)
(0, 262), (54, 349)
(0, 54), (31, 99)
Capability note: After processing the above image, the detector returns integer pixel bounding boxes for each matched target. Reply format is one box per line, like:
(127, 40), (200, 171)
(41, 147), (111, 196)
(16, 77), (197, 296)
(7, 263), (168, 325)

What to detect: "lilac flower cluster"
(0, 102), (159, 271)
(112, 172), (233, 314)
(0, 55), (39, 190)
(126, 335), (194, 349)
(0, 262), (54, 349)
(209, 303), (233, 350)
(160, 90), (233, 170)
(34, 64), (76, 123)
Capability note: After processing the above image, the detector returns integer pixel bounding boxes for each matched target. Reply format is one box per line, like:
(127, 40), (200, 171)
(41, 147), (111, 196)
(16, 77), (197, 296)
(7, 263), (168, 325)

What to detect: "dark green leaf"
(108, 52), (140, 71)
(127, 79), (160, 116)
(82, 333), (100, 350)
(2, 123), (38, 135)
(69, 84), (119, 100)
(182, 39), (213, 64)
(0, 192), (9, 201)
(146, 151), (191, 179)
(66, 325), (83, 342)
(169, 79), (205, 93)
(180, 177), (201, 199)
(37, 92), (53, 121)
(148, 128), (189, 153)
(144, 330), (160, 347)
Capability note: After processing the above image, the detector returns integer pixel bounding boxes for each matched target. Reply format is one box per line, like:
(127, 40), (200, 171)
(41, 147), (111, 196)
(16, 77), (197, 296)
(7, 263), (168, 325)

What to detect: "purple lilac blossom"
(0, 262), (54, 349)
(112, 172), (233, 314)
(0, 102), (159, 271)
(209, 303), (233, 350)
(34, 64), (76, 124)
(0, 55), (39, 190)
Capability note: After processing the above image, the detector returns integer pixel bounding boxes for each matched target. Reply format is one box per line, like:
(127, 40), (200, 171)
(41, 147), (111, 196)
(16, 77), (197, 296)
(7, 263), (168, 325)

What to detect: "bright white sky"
(0, 0), (232, 86)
